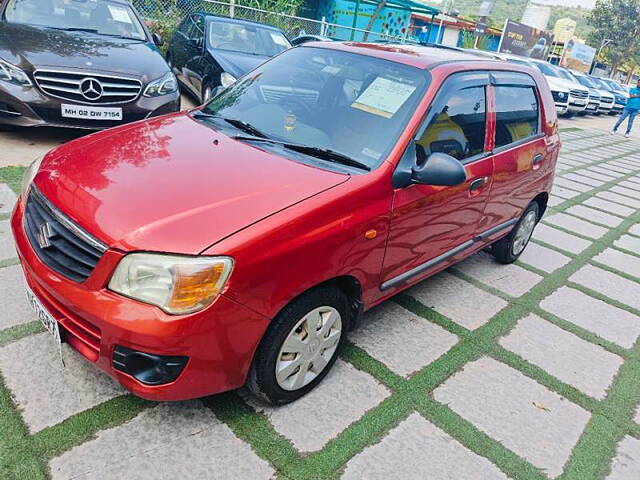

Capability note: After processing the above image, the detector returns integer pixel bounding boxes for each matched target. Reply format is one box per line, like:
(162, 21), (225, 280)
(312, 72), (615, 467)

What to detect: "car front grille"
(34, 69), (142, 105)
(552, 91), (568, 103)
(600, 96), (614, 105)
(589, 93), (601, 101)
(570, 89), (588, 99)
(24, 187), (107, 282)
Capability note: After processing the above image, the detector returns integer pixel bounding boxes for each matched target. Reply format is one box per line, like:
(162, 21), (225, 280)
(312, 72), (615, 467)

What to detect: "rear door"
(478, 72), (547, 238)
(381, 72), (495, 291)
(182, 14), (206, 98)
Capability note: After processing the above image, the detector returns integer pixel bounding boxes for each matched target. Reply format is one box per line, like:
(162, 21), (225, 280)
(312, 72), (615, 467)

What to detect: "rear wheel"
(247, 287), (349, 405)
(491, 202), (540, 264)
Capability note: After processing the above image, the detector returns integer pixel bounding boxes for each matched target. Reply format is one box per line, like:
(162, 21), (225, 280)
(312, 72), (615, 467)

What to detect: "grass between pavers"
(0, 132), (639, 479)
(0, 166), (25, 196)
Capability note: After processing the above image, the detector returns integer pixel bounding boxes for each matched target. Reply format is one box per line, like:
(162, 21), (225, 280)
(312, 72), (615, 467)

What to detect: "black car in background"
(0, 0), (180, 129)
(167, 13), (291, 103)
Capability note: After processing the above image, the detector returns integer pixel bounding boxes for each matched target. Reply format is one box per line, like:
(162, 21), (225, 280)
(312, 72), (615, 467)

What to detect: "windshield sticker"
(322, 65), (342, 75)
(270, 32), (289, 47)
(351, 77), (416, 118)
(108, 5), (132, 24)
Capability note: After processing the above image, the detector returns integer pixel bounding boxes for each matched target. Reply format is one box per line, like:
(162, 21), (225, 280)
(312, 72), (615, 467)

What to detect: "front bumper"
(555, 103), (569, 115)
(568, 100), (587, 113)
(0, 81), (180, 129)
(11, 197), (269, 401)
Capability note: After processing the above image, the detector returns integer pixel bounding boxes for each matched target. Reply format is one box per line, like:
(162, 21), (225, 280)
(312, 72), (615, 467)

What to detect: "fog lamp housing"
(112, 345), (188, 385)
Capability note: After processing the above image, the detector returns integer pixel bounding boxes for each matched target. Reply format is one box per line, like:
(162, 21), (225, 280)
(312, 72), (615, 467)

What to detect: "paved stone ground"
(1, 125), (640, 479)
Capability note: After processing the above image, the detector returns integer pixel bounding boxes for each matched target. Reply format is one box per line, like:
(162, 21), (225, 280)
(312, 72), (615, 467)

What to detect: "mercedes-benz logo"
(79, 77), (103, 101)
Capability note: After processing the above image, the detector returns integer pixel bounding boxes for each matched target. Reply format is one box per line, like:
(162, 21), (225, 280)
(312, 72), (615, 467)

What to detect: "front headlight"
(0, 58), (32, 86)
(220, 71), (236, 88)
(143, 71), (178, 97)
(108, 253), (233, 314)
(21, 156), (43, 197)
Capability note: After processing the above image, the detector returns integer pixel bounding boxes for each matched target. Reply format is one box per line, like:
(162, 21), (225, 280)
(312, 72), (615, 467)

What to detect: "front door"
(381, 72), (494, 292)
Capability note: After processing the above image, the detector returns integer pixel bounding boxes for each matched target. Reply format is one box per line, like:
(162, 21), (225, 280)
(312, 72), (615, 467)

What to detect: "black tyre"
(491, 202), (540, 264)
(247, 287), (350, 405)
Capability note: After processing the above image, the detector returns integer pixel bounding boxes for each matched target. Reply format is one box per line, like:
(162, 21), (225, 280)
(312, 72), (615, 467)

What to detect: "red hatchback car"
(12, 43), (559, 405)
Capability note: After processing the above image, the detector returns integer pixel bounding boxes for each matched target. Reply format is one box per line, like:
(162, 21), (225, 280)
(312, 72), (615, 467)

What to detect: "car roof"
(311, 42), (502, 69)
(198, 13), (284, 32)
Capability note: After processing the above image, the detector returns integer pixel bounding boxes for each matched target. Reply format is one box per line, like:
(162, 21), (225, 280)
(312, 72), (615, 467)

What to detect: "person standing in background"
(611, 79), (640, 138)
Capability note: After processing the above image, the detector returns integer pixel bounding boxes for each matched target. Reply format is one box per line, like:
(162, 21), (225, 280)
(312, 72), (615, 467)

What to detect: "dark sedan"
(0, 0), (180, 129)
(167, 14), (291, 103)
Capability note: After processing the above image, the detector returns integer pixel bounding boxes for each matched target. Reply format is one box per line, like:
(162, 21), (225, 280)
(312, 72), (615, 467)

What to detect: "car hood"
(33, 113), (349, 254)
(0, 23), (169, 82)
(208, 48), (270, 78)
(597, 89), (615, 100)
(543, 75), (571, 92)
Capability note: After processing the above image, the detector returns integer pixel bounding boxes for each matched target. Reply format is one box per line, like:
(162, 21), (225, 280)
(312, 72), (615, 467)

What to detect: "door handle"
(469, 177), (487, 192)
(533, 154), (544, 166)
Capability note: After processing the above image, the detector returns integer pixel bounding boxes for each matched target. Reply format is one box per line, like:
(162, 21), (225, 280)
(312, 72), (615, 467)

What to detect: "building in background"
(521, 2), (551, 31)
(553, 17), (577, 44)
(410, 13), (501, 50)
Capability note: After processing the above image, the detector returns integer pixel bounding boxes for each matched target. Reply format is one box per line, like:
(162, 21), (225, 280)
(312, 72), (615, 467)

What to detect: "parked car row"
(493, 52), (627, 118)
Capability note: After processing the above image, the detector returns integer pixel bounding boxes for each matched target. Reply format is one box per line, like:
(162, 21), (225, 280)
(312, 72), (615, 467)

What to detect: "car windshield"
(532, 61), (559, 78)
(208, 21), (291, 56)
(199, 46), (429, 171)
(591, 77), (612, 91)
(554, 67), (576, 82)
(3, 0), (146, 40)
(573, 74), (596, 88)
(603, 79), (624, 92)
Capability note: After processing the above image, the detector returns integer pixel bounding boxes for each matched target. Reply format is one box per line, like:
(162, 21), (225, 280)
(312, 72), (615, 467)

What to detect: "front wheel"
(491, 202), (540, 264)
(247, 287), (350, 405)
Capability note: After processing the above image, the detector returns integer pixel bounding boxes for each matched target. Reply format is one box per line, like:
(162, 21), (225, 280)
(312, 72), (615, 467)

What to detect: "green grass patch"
(0, 166), (26, 195)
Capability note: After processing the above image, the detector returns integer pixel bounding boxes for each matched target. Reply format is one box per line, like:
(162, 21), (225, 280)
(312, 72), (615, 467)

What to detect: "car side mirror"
(411, 149), (467, 186)
(152, 33), (164, 46)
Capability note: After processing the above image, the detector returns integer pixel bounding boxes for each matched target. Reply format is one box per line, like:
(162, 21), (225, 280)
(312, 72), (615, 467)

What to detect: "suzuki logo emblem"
(79, 77), (103, 101)
(36, 222), (55, 249)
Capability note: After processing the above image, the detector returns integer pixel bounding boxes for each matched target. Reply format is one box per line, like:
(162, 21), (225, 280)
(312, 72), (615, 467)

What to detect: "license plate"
(572, 99), (586, 106)
(61, 104), (122, 121)
(25, 285), (61, 343)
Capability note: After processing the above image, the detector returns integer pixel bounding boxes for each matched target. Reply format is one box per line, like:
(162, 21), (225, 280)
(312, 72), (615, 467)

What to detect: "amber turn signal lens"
(168, 263), (229, 313)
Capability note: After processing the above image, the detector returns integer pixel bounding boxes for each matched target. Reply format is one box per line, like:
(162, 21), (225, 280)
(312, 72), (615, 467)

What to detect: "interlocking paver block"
(540, 286), (640, 349)
(564, 205), (623, 228)
(500, 314), (623, 399)
(630, 224), (640, 237)
(49, 401), (275, 480)
(408, 271), (507, 330)
(614, 235), (640, 254)
(544, 213), (608, 239)
(570, 264), (640, 312)
(532, 224), (591, 254)
(248, 360), (389, 452)
(584, 198), (635, 217)
(453, 251), (542, 297)
(0, 334), (123, 432)
(0, 265), (34, 330)
(352, 302), (458, 377)
(619, 180), (640, 191)
(0, 219), (16, 261)
(0, 184), (17, 214)
(434, 357), (590, 478)
(563, 173), (605, 187)
(606, 436), (640, 480)
(551, 186), (581, 199)
(517, 242), (571, 273)
(607, 187), (640, 206)
(341, 413), (508, 480)
(554, 177), (592, 192)
(575, 169), (616, 182)
(594, 248), (640, 279)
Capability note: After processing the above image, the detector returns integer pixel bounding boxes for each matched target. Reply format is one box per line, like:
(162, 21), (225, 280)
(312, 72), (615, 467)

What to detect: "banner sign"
(560, 40), (596, 73)
(498, 19), (554, 59)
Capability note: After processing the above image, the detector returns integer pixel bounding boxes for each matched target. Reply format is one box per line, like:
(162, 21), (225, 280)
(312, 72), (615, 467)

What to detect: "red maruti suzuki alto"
(12, 43), (559, 405)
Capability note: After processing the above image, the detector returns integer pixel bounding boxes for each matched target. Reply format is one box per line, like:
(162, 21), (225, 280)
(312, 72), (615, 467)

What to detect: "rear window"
(494, 86), (539, 148)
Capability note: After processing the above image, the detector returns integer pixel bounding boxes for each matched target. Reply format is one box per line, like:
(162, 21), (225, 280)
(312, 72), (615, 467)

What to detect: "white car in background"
(566, 69), (615, 115)
(527, 60), (590, 116)
(495, 53), (570, 115)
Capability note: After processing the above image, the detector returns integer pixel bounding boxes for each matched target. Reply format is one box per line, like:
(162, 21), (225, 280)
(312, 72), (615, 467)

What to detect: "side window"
(494, 85), (539, 148)
(416, 86), (486, 162)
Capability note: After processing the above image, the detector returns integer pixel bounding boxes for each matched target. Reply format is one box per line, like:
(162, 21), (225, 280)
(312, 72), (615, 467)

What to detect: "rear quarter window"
(494, 85), (539, 148)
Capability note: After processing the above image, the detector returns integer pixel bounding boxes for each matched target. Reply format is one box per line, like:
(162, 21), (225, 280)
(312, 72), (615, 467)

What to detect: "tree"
(587, 0), (640, 77)
(363, 0), (387, 41)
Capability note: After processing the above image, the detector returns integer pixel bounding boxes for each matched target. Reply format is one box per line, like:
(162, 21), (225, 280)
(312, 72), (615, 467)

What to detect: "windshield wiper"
(190, 112), (270, 139)
(234, 135), (371, 171)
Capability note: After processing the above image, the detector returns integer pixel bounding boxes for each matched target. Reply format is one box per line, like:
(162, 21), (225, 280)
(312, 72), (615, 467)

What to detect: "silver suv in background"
(527, 60), (590, 116)
(495, 53), (570, 116)
(567, 69), (615, 115)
